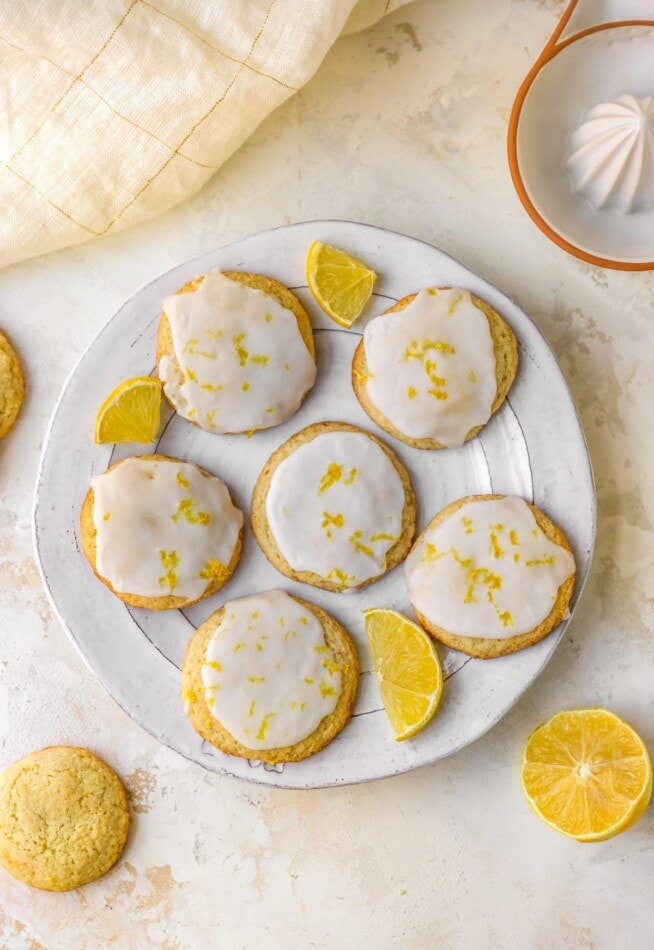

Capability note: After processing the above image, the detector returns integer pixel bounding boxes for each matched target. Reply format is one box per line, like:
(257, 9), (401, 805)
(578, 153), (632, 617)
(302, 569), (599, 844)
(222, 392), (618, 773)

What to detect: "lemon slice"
(94, 376), (163, 444)
(363, 608), (443, 741)
(306, 241), (376, 327)
(522, 708), (652, 842)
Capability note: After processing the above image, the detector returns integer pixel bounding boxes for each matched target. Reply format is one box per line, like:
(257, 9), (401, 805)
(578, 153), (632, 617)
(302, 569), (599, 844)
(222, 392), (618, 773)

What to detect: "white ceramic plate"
(34, 221), (595, 788)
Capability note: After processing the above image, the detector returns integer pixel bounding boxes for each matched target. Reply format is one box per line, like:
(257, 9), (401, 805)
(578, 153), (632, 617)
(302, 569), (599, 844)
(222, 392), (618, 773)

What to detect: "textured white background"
(1, 1), (653, 946)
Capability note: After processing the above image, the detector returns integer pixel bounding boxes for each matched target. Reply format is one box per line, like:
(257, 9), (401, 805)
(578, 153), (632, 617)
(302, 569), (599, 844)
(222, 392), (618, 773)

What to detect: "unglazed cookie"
(251, 421), (417, 592)
(404, 494), (576, 658)
(157, 270), (316, 434)
(0, 746), (129, 891)
(81, 454), (243, 610)
(181, 589), (359, 763)
(0, 329), (25, 439)
(352, 288), (518, 449)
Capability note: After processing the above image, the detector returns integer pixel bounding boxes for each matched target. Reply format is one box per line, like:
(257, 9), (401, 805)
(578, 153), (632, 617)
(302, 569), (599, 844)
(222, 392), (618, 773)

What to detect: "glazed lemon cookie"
(0, 329), (25, 439)
(251, 421), (417, 592)
(157, 270), (316, 434)
(182, 589), (359, 763)
(81, 454), (243, 609)
(404, 494), (576, 658)
(0, 746), (129, 891)
(352, 287), (518, 449)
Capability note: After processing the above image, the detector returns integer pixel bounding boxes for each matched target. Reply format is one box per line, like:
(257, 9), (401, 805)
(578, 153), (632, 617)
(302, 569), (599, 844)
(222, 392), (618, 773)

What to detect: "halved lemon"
(521, 708), (652, 842)
(363, 608), (443, 741)
(306, 241), (376, 328)
(94, 376), (163, 444)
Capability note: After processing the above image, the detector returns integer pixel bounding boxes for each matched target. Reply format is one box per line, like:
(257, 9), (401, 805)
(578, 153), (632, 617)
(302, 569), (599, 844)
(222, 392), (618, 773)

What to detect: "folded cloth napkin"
(0, 0), (409, 269)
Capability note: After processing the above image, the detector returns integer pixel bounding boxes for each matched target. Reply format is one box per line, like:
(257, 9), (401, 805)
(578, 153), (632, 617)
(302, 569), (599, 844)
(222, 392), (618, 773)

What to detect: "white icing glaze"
(265, 430), (406, 590)
(404, 496), (575, 639)
(202, 590), (342, 750)
(567, 95), (654, 213)
(361, 288), (497, 447)
(159, 270), (316, 433)
(92, 456), (243, 600)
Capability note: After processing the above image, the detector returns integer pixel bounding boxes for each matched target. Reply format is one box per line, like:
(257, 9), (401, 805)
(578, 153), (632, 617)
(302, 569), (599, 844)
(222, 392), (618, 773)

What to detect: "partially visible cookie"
(352, 288), (518, 449)
(251, 421), (417, 593)
(157, 270), (316, 434)
(81, 454), (243, 610)
(404, 494), (576, 658)
(181, 589), (359, 763)
(0, 329), (25, 439)
(0, 746), (129, 891)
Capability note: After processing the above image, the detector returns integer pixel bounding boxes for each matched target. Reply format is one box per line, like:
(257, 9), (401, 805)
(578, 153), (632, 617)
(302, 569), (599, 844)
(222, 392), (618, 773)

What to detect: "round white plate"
(34, 220), (595, 788)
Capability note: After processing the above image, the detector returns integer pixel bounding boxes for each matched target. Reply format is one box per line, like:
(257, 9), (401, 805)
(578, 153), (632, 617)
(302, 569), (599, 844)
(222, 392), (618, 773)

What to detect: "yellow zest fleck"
(451, 547), (473, 569)
(183, 339), (216, 359)
(525, 556), (556, 567)
(353, 368), (371, 383)
(282, 507), (290, 518)
(284, 362), (291, 371)
(299, 617), (308, 625)
(260, 634), (269, 640)
(284, 629), (297, 640)
(248, 676), (265, 683)
(234, 642), (247, 652)
(448, 292), (463, 315)
(400, 889), (407, 896)
(206, 409), (217, 428)
(187, 408), (198, 418)
(304, 677), (315, 685)
(427, 288), (438, 296)
(461, 517), (474, 534)
(321, 511), (345, 539)
(510, 529), (519, 546)
(349, 531), (375, 559)
(173, 498), (211, 525)
(279, 616), (285, 627)
(422, 542), (443, 563)
(207, 329), (223, 339)
(403, 339), (456, 362)
(246, 428), (257, 438)
(494, 524), (505, 531)
(327, 567), (356, 587)
(206, 696), (214, 707)
(514, 553), (520, 562)
(429, 389), (449, 401)
(233, 333), (249, 366)
(300, 702), (307, 710)
(201, 382), (223, 393)
(158, 549), (179, 590)
(248, 701), (256, 717)
(320, 679), (336, 698)
(464, 567), (502, 605)
(256, 713), (275, 741)
(490, 532), (504, 559)
(495, 608), (514, 628)
(251, 354), (269, 366)
(242, 382), (250, 392)
(468, 370), (478, 383)
(204, 660), (222, 672)
(344, 469), (358, 485)
(407, 386), (417, 399)
(265, 313), (273, 322)
(185, 366), (198, 383)
(184, 689), (196, 703)
(314, 645), (329, 653)
(256, 643), (263, 651)
(266, 406), (275, 414)
(252, 611), (259, 619)
(102, 512), (111, 521)
(532, 529), (540, 537)
(318, 463), (342, 494)
(290, 701), (297, 710)
(176, 471), (190, 489)
(199, 560), (227, 583)
(323, 659), (340, 676)
(370, 532), (396, 543)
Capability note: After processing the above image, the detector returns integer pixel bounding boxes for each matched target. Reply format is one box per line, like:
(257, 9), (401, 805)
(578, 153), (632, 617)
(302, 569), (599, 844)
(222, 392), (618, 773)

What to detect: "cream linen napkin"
(0, 0), (410, 269)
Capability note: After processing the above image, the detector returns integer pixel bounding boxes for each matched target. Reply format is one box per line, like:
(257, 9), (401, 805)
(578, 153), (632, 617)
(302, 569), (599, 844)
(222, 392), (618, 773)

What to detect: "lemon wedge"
(306, 241), (376, 328)
(363, 608), (443, 741)
(521, 708), (652, 842)
(94, 376), (163, 444)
